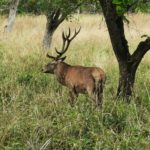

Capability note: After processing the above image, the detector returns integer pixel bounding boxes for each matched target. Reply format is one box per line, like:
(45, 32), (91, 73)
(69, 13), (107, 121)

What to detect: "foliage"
(18, 0), (80, 15)
(0, 0), (9, 14)
(18, 0), (41, 14)
(0, 0), (81, 15)
(18, 0), (101, 15)
(1, 0), (150, 15)
(0, 0), (8, 6)
(79, 0), (102, 13)
(135, 1), (150, 12)
(112, 0), (150, 14)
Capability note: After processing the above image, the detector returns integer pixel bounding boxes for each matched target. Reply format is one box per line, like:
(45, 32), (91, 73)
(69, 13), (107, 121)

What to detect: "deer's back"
(65, 65), (105, 87)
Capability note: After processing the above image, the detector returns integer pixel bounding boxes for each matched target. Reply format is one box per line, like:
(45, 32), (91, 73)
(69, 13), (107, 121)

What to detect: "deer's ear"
(58, 56), (66, 62)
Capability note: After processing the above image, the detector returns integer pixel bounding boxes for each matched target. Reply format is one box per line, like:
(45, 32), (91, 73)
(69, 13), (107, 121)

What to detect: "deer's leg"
(87, 85), (96, 104)
(96, 92), (102, 108)
(96, 80), (105, 108)
(87, 81), (103, 108)
(68, 88), (78, 107)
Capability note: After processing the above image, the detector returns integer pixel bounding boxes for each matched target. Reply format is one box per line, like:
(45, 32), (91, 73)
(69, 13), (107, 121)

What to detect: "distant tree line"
(0, 0), (101, 15)
(1, 0), (150, 15)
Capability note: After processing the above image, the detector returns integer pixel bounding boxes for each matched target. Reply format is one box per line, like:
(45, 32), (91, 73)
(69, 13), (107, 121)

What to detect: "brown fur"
(42, 60), (106, 107)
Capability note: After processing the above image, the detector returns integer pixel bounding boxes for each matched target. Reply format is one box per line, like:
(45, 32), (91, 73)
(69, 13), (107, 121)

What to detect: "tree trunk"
(42, 10), (65, 50)
(5, 0), (20, 32)
(42, 2), (81, 50)
(43, 20), (55, 50)
(117, 62), (137, 101)
(99, 0), (150, 101)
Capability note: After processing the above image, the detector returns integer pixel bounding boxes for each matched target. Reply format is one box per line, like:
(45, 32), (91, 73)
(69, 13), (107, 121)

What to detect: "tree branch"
(53, 9), (61, 21)
(131, 37), (150, 67)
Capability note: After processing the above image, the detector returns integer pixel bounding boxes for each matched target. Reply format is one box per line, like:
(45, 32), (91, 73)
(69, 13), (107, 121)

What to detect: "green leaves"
(18, 0), (81, 15)
(112, 0), (150, 15)
(112, 0), (135, 15)
(113, 0), (123, 5)
(112, 0), (127, 15)
(116, 5), (126, 14)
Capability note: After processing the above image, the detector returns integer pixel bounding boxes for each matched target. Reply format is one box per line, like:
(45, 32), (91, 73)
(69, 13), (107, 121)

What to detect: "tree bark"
(99, 0), (150, 101)
(43, 20), (55, 50)
(117, 62), (136, 101)
(5, 0), (20, 32)
(43, 9), (65, 50)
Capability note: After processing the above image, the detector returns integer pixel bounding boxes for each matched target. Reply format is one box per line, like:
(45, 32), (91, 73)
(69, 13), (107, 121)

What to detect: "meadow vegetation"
(0, 14), (150, 149)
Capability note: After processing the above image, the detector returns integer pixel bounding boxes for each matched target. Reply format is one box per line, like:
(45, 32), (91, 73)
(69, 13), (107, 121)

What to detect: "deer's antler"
(47, 27), (81, 60)
(55, 27), (81, 59)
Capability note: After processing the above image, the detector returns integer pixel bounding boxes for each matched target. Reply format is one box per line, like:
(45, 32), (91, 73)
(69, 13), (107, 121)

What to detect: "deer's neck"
(54, 62), (70, 85)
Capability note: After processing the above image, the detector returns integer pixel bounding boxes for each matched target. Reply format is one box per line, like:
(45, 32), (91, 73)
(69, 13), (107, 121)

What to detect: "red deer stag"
(42, 27), (106, 107)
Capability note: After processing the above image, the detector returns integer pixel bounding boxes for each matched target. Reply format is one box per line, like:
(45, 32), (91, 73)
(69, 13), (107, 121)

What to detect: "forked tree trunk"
(42, 2), (81, 50)
(43, 20), (55, 49)
(43, 10), (65, 50)
(5, 0), (20, 32)
(99, 0), (150, 101)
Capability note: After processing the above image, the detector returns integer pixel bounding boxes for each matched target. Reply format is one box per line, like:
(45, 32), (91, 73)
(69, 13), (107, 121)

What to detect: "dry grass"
(0, 14), (150, 65)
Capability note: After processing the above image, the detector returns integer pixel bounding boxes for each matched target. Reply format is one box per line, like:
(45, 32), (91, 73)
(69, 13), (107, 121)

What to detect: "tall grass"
(0, 14), (150, 149)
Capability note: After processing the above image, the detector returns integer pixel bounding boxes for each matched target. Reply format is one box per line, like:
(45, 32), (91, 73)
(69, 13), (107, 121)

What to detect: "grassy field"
(0, 14), (150, 150)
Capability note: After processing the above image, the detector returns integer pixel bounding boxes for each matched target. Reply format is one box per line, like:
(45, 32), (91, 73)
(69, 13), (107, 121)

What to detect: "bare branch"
(53, 9), (61, 21)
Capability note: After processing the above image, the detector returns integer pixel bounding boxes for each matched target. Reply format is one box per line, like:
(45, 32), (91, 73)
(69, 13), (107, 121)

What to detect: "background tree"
(99, 0), (150, 100)
(19, 0), (82, 50)
(5, 0), (20, 32)
(38, 0), (82, 50)
(17, 0), (102, 50)
(1, 0), (82, 48)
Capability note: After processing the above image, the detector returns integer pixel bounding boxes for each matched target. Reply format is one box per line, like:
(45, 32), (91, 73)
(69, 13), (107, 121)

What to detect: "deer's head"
(42, 27), (81, 74)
